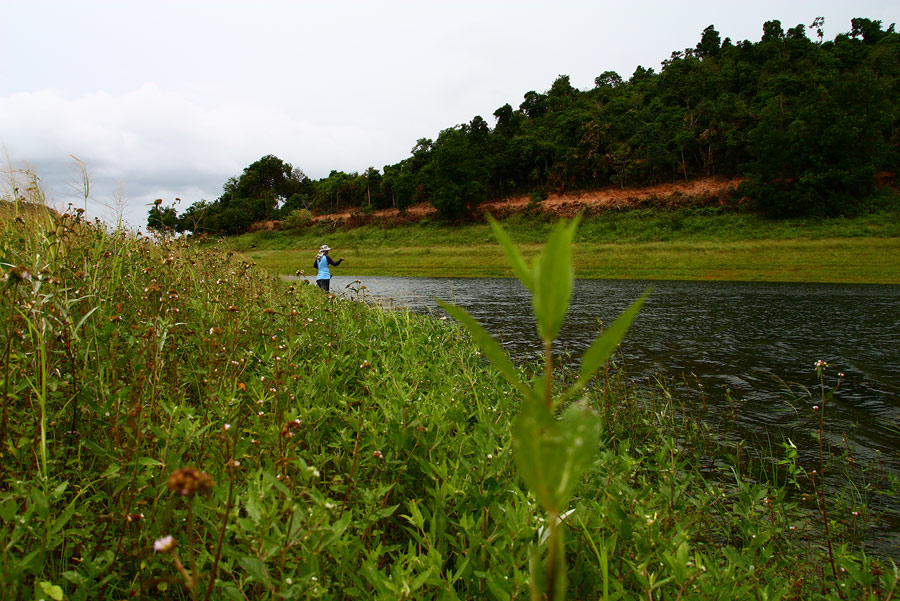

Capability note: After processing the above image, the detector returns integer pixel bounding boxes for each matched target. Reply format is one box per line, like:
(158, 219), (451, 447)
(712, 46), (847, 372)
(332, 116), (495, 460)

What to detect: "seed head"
(167, 467), (214, 497)
(281, 419), (302, 438)
(4, 265), (32, 285)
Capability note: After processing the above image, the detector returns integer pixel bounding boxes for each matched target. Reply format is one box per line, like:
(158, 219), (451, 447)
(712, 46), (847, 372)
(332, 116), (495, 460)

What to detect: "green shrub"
(282, 208), (313, 229)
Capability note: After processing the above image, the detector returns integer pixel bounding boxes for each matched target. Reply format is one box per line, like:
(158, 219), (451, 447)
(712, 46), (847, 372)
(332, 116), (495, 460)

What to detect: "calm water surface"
(317, 275), (900, 553)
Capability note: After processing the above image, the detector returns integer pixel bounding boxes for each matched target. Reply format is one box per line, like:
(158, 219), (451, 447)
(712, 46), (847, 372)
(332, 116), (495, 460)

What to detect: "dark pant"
(316, 278), (330, 292)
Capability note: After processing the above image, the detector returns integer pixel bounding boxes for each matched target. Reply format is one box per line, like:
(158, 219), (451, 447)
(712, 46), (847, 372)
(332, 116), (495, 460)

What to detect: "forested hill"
(150, 17), (900, 235)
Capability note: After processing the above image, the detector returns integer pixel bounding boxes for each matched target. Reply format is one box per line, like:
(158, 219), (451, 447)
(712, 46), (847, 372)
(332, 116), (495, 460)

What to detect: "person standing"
(313, 244), (344, 292)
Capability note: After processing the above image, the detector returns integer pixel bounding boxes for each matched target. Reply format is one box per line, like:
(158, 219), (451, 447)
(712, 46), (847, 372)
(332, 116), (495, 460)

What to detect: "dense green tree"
(163, 18), (900, 233)
(176, 199), (214, 234)
(424, 126), (490, 218)
(146, 201), (178, 232)
(696, 25), (722, 58)
(493, 103), (523, 137)
(594, 70), (623, 89)
(520, 90), (549, 119)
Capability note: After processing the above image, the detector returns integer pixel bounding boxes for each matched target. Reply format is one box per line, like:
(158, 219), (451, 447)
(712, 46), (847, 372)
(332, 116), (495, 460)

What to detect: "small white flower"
(154, 535), (176, 552)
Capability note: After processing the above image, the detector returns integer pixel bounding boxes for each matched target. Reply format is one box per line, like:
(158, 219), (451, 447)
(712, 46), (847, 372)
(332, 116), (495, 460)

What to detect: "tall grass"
(1, 174), (898, 599)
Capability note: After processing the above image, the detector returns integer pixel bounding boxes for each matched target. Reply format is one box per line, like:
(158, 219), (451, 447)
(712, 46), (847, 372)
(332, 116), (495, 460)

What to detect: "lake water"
(310, 275), (900, 553)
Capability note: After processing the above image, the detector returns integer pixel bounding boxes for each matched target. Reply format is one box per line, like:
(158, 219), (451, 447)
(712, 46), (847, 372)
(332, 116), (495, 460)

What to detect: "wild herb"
(440, 215), (647, 600)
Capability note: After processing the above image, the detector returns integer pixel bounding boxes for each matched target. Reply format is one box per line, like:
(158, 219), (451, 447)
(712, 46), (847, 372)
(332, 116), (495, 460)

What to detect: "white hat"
(319, 244), (331, 252)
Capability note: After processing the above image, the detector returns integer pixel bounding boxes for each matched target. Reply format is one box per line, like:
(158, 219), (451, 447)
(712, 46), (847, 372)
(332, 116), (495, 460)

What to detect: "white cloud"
(2, 0), (898, 228)
(0, 84), (399, 226)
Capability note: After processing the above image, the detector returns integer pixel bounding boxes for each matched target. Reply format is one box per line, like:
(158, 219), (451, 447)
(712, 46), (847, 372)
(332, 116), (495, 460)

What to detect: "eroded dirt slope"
(308, 176), (744, 227)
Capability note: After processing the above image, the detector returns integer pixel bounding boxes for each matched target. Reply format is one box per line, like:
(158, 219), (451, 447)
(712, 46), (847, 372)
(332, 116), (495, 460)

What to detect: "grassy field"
(220, 206), (900, 284)
(233, 236), (900, 284)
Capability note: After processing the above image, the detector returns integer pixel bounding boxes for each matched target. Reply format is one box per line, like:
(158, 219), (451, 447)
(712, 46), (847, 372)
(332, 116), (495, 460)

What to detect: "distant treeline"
(150, 17), (900, 234)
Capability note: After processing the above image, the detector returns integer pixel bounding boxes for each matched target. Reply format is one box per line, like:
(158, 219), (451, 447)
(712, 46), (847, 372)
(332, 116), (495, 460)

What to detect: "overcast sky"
(2, 1), (898, 227)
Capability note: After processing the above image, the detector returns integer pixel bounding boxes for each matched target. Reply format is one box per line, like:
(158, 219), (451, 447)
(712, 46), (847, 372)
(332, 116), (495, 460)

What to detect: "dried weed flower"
(167, 467), (214, 497)
(281, 419), (302, 438)
(4, 265), (32, 285)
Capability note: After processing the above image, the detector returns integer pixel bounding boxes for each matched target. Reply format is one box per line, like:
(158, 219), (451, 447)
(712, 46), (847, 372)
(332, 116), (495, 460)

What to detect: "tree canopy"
(152, 17), (900, 234)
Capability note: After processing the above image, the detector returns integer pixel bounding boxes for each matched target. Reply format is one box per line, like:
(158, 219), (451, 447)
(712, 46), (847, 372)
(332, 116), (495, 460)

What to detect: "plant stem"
(817, 375), (838, 580)
(546, 512), (563, 601)
(544, 340), (553, 410)
(0, 334), (12, 449)
(203, 471), (235, 601)
(340, 396), (366, 519)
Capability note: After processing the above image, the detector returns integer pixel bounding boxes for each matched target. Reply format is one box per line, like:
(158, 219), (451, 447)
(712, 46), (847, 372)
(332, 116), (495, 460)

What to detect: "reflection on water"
(305, 275), (900, 554)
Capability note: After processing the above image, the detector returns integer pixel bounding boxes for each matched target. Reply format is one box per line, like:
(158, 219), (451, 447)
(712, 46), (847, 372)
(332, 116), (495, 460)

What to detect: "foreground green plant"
(440, 215), (647, 600)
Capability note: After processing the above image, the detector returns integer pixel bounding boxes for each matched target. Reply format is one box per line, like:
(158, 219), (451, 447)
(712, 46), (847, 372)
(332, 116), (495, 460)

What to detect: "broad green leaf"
(437, 300), (537, 403)
(49, 500), (77, 535)
(486, 570), (512, 601)
(511, 400), (555, 509)
(553, 400), (602, 506)
(488, 216), (534, 292)
(512, 399), (601, 513)
(563, 289), (651, 403)
(61, 571), (88, 587)
(405, 500), (426, 530)
(244, 493), (262, 523)
(39, 581), (64, 601)
(532, 217), (579, 342)
(606, 500), (633, 542)
(376, 503), (399, 519)
(321, 512), (352, 549)
(410, 566), (435, 593)
(238, 556), (269, 585)
(100, 463), (121, 479)
(219, 584), (244, 601)
(19, 548), (42, 573)
(261, 469), (291, 496)
(0, 498), (17, 521)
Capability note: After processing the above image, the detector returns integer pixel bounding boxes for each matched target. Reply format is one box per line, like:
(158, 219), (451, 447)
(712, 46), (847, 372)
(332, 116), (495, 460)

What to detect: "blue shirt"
(315, 254), (342, 279)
